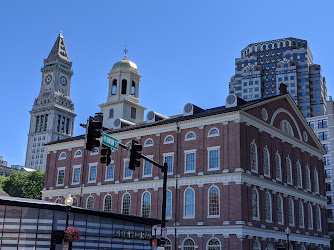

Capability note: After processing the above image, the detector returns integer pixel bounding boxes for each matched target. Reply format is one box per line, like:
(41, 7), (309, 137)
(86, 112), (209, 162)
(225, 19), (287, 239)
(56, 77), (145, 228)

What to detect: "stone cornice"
(42, 172), (326, 206)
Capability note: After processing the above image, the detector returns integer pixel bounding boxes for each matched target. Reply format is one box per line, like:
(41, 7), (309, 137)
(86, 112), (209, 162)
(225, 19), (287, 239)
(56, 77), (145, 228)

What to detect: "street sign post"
(102, 133), (119, 150)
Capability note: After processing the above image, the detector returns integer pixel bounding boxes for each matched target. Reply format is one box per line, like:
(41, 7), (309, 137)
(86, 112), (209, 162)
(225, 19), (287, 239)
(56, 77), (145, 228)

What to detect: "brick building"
(42, 91), (330, 249)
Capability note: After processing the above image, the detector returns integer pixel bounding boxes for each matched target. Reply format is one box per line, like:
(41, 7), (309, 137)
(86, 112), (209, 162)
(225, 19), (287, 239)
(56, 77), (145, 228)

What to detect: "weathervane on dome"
(124, 42), (128, 60)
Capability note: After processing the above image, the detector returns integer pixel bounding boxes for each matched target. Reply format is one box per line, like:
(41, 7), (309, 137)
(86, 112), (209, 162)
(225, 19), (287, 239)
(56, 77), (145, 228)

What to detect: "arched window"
(280, 42), (283, 47)
(144, 138), (154, 147)
(182, 238), (195, 250)
(265, 242), (274, 250)
(111, 79), (117, 95)
(91, 147), (99, 154)
(296, 162), (302, 188)
(275, 152), (282, 181)
(288, 198), (295, 226)
(122, 193), (131, 215)
(265, 192), (272, 222)
(299, 201), (304, 228)
(166, 190), (172, 218)
(208, 128), (219, 137)
(164, 135), (174, 144)
(286, 157), (293, 184)
(253, 240), (261, 250)
(184, 188), (195, 218)
(59, 152), (66, 160)
(141, 192), (151, 218)
(74, 150), (82, 157)
(55, 198), (62, 204)
(286, 41), (290, 46)
(277, 195), (284, 224)
(252, 188), (259, 220)
(207, 237), (221, 250)
(280, 120), (294, 136)
(301, 246), (306, 250)
(86, 196), (94, 209)
(121, 79), (127, 95)
(208, 186), (219, 217)
(308, 203), (313, 229)
(263, 147), (270, 177)
(109, 108), (114, 118)
(316, 206), (322, 231)
(305, 166), (311, 191)
(314, 169), (319, 194)
(250, 141), (258, 172)
(72, 197), (78, 206)
(164, 238), (172, 250)
(131, 81), (136, 96)
(104, 195), (112, 212)
(185, 131), (196, 141)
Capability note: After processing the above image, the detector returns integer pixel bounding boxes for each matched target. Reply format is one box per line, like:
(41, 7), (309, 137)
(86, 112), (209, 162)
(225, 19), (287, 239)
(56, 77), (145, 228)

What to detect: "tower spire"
(46, 31), (69, 62)
(124, 42), (128, 60)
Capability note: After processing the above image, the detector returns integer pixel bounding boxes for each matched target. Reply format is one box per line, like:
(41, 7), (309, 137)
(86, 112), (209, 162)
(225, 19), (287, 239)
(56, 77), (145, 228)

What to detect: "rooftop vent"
(183, 103), (204, 116)
(113, 118), (136, 129)
(146, 111), (169, 123)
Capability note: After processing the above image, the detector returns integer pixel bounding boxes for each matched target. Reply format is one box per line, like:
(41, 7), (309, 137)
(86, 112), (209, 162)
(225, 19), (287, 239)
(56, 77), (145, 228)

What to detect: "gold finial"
(123, 42), (128, 60)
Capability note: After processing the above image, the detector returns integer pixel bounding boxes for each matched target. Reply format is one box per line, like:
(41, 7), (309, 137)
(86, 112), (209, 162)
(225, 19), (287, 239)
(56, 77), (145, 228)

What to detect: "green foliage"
(2, 170), (45, 199)
(0, 175), (8, 189)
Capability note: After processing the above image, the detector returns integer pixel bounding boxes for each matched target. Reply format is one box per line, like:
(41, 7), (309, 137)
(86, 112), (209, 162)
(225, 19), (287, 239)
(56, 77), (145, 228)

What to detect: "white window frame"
(250, 140), (258, 173)
(185, 131), (196, 141)
(166, 189), (172, 219)
(55, 198), (62, 204)
(208, 127), (219, 138)
(122, 193), (131, 215)
(141, 191), (151, 218)
(308, 203), (313, 230)
(288, 198), (295, 227)
(265, 191), (272, 223)
(206, 237), (222, 249)
(56, 167), (66, 186)
(277, 195), (284, 225)
(207, 185), (220, 218)
(314, 169), (319, 194)
(184, 187), (195, 219)
(251, 188), (260, 221)
(86, 196), (94, 209)
(163, 152), (174, 175)
(305, 165), (311, 191)
(143, 155), (153, 177)
(103, 194), (112, 212)
(88, 163), (98, 183)
(71, 165), (81, 185)
(296, 161), (303, 188)
(74, 150), (82, 158)
(286, 156), (293, 185)
(105, 161), (115, 181)
(263, 146), (271, 177)
(59, 152), (67, 160)
(123, 158), (132, 179)
(316, 206), (322, 232)
(299, 201), (305, 229)
(90, 147), (99, 155)
(164, 135), (174, 144)
(144, 138), (154, 147)
(184, 149), (197, 173)
(275, 152), (282, 181)
(207, 146), (220, 171)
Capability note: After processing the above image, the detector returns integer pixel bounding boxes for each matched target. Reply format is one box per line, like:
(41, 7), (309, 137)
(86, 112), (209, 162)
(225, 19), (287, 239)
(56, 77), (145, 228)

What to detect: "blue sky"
(1, 0), (333, 166)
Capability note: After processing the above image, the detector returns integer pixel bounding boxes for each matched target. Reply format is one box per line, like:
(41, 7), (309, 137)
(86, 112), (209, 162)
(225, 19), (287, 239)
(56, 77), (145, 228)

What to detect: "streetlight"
(65, 194), (73, 250)
(285, 227), (291, 250)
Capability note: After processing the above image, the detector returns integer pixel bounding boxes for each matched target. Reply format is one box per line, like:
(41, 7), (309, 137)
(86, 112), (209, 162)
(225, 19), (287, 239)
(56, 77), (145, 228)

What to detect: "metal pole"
(287, 234), (289, 250)
(161, 162), (168, 239)
(65, 206), (72, 250)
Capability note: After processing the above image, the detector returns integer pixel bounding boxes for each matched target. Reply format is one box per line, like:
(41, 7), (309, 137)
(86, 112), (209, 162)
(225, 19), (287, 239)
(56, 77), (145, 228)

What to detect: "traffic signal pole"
(119, 142), (168, 245)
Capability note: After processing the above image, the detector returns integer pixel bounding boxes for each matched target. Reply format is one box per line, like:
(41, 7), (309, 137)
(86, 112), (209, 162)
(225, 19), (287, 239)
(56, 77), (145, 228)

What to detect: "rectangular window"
(326, 183), (332, 191)
(124, 160), (132, 179)
(105, 164), (114, 180)
(57, 168), (65, 186)
(131, 107), (136, 119)
(325, 156), (331, 165)
(143, 158), (153, 177)
(163, 154), (174, 174)
(185, 151), (196, 172)
(208, 147), (220, 170)
(72, 166), (81, 184)
(88, 165), (97, 182)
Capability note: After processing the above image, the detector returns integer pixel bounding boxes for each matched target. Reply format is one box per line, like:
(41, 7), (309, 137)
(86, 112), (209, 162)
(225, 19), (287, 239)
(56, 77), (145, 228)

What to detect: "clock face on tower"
(45, 75), (52, 84)
(60, 76), (67, 86)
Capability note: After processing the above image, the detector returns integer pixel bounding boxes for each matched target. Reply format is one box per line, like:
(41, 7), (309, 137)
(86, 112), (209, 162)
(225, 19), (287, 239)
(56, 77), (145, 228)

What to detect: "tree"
(0, 175), (7, 189)
(3, 170), (45, 199)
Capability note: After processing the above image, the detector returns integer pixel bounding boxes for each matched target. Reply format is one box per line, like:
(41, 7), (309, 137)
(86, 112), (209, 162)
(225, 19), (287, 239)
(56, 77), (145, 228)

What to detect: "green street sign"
(102, 133), (119, 150)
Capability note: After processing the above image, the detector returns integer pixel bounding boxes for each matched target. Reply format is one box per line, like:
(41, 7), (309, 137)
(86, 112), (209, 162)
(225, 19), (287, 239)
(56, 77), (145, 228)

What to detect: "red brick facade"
(43, 95), (330, 249)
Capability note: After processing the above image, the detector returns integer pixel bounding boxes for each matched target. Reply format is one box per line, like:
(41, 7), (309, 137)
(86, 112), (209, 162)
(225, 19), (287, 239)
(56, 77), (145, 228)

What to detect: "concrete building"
(25, 32), (76, 170)
(0, 156), (8, 167)
(306, 98), (334, 224)
(228, 38), (327, 118)
(41, 55), (330, 249)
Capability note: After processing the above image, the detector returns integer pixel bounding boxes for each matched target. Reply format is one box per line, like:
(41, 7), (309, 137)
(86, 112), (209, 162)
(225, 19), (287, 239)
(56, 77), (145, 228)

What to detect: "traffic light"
(129, 140), (142, 170)
(150, 238), (157, 247)
(100, 145), (112, 165)
(85, 117), (102, 151)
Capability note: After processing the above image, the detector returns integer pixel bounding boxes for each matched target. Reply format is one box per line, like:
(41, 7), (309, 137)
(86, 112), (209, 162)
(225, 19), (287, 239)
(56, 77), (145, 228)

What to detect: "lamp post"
(285, 227), (291, 250)
(65, 194), (73, 250)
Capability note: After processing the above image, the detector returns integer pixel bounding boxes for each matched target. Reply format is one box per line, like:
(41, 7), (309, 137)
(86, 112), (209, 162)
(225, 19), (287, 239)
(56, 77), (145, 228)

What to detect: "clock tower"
(25, 32), (76, 170)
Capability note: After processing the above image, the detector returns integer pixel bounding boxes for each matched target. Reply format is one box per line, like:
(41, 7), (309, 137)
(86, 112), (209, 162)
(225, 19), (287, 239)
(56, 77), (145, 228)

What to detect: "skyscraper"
(25, 32), (76, 170)
(229, 37), (327, 117)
